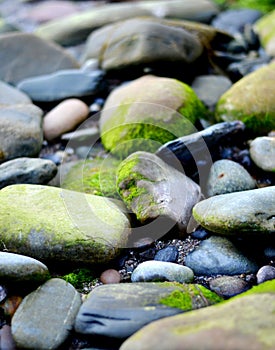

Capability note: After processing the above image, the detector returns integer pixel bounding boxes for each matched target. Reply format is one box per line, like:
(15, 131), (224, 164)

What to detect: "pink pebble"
(100, 269), (121, 284)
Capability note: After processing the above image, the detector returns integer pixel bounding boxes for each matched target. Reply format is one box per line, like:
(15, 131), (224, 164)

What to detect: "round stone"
(100, 269), (121, 284)
(249, 136), (275, 172)
(209, 276), (250, 298)
(256, 265), (275, 284)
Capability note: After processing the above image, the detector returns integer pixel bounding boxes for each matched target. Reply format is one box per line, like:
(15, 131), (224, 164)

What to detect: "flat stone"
(0, 157), (57, 189)
(249, 136), (275, 172)
(0, 32), (79, 85)
(0, 104), (43, 163)
(131, 260), (194, 283)
(0, 184), (131, 265)
(74, 282), (222, 339)
(0, 252), (49, 283)
(193, 186), (275, 234)
(206, 159), (256, 196)
(0, 80), (31, 105)
(11, 278), (81, 349)
(185, 236), (258, 276)
(43, 98), (89, 141)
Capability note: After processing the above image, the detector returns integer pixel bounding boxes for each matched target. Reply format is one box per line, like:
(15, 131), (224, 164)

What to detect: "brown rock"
(100, 269), (121, 284)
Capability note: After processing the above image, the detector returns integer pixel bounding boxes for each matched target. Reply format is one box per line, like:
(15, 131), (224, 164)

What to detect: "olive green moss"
(61, 268), (94, 290)
(213, 0), (274, 12)
(233, 280), (275, 300)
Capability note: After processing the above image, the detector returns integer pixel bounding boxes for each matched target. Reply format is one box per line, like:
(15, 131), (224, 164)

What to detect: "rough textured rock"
(254, 10), (275, 57)
(215, 61), (275, 135)
(100, 75), (206, 156)
(0, 158), (57, 189)
(0, 184), (131, 265)
(131, 261), (194, 283)
(249, 136), (275, 172)
(74, 282), (222, 339)
(185, 236), (258, 276)
(12, 278), (81, 350)
(0, 32), (79, 85)
(0, 104), (43, 163)
(120, 281), (275, 350)
(206, 159), (256, 196)
(193, 187), (275, 234)
(35, 0), (219, 46)
(117, 152), (202, 237)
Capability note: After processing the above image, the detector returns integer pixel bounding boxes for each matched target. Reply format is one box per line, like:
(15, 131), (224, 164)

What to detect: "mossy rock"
(100, 75), (206, 157)
(215, 61), (275, 135)
(254, 10), (275, 57)
(61, 157), (120, 198)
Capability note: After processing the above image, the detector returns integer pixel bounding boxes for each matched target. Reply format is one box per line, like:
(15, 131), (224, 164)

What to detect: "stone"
(254, 10), (275, 57)
(256, 265), (275, 284)
(43, 98), (89, 141)
(35, 0), (219, 46)
(215, 61), (275, 135)
(0, 80), (31, 105)
(0, 184), (131, 265)
(131, 261), (194, 283)
(185, 236), (258, 276)
(0, 325), (16, 350)
(209, 276), (250, 298)
(11, 278), (81, 350)
(0, 104), (43, 163)
(154, 246), (179, 262)
(0, 32), (79, 85)
(100, 269), (121, 284)
(0, 296), (22, 319)
(100, 75), (206, 157)
(192, 186), (275, 234)
(17, 69), (106, 103)
(74, 282), (222, 339)
(249, 136), (275, 172)
(0, 157), (57, 189)
(0, 252), (49, 283)
(120, 281), (275, 350)
(206, 159), (256, 197)
(116, 152), (202, 237)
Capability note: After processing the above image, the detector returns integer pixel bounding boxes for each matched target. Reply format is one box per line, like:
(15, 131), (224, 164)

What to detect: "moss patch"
(61, 268), (94, 290)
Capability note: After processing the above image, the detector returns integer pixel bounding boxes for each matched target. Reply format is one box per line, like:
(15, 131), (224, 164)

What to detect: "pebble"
(43, 98), (89, 141)
(100, 269), (121, 284)
(256, 265), (275, 284)
(131, 260), (194, 283)
(249, 136), (275, 172)
(0, 157), (57, 189)
(0, 80), (31, 105)
(154, 246), (179, 263)
(209, 276), (250, 298)
(0, 325), (16, 350)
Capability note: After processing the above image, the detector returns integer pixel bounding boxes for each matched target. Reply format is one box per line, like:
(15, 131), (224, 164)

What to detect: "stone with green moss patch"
(215, 61), (275, 135)
(254, 10), (275, 56)
(61, 268), (94, 290)
(99, 75), (206, 157)
(0, 184), (131, 265)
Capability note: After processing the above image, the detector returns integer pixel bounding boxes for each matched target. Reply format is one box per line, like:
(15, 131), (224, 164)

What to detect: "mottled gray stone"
(0, 252), (49, 283)
(193, 186), (275, 234)
(209, 276), (250, 298)
(12, 278), (81, 350)
(249, 136), (275, 172)
(0, 158), (57, 189)
(131, 260), (194, 283)
(185, 236), (258, 276)
(206, 159), (256, 196)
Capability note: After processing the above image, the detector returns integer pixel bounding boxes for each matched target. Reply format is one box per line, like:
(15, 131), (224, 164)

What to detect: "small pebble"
(256, 265), (275, 284)
(154, 246), (178, 263)
(100, 269), (121, 284)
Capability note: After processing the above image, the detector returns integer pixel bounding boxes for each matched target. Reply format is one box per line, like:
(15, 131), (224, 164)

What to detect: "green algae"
(61, 268), (94, 289)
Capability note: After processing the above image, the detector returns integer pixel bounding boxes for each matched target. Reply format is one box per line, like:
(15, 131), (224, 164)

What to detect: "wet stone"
(154, 246), (179, 263)
(209, 276), (250, 298)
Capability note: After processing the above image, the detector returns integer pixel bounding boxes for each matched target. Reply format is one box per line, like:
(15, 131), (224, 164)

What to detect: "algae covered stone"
(99, 75), (206, 157)
(192, 186), (275, 235)
(0, 184), (131, 264)
(215, 61), (275, 135)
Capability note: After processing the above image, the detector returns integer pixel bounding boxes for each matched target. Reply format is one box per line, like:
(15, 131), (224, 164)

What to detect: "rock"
(191, 75), (232, 111)
(256, 265), (275, 284)
(209, 276), (250, 298)
(0, 104), (43, 163)
(254, 10), (275, 57)
(74, 282), (222, 339)
(0, 325), (16, 350)
(192, 187), (275, 235)
(185, 236), (258, 276)
(120, 281), (275, 350)
(0, 80), (31, 105)
(17, 69), (106, 103)
(0, 296), (22, 319)
(154, 246), (178, 262)
(0, 252), (49, 283)
(43, 98), (89, 141)
(11, 278), (81, 350)
(35, 0), (219, 46)
(100, 75), (206, 157)
(249, 136), (275, 172)
(116, 151), (202, 237)
(0, 32), (79, 85)
(100, 269), (121, 284)
(215, 61), (275, 135)
(61, 157), (120, 198)
(206, 159), (256, 197)
(0, 157), (57, 189)
(0, 184), (131, 265)
(131, 261), (194, 283)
